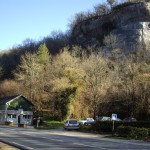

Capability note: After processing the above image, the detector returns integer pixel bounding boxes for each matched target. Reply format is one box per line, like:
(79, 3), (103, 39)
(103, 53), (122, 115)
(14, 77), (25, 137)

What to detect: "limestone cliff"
(71, 2), (150, 52)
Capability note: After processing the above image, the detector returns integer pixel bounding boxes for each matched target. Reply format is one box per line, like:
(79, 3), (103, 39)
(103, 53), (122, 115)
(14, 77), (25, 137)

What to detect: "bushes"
(32, 118), (43, 126)
(91, 121), (112, 133)
(79, 125), (92, 132)
(91, 121), (150, 132)
(91, 121), (150, 134)
(117, 126), (149, 139)
(119, 121), (150, 128)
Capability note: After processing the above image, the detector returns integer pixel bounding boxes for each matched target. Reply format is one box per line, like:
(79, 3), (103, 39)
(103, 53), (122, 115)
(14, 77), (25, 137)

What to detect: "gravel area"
(0, 142), (20, 150)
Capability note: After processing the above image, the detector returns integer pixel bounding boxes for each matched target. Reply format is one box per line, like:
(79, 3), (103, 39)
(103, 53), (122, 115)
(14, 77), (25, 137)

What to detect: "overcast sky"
(0, 0), (110, 50)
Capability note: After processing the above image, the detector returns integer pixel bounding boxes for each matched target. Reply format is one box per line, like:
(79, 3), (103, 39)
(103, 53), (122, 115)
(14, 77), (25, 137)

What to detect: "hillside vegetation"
(0, 0), (149, 121)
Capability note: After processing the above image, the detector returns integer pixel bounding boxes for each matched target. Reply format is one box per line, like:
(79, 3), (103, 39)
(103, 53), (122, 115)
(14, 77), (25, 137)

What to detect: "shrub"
(91, 121), (150, 133)
(32, 118), (43, 126)
(91, 121), (112, 133)
(119, 121), (150, 128)
(117, 126), (131, 137)
(80, 125), (92, 132)
(135, 128), (149, 139)
(117, 126), (149, 139)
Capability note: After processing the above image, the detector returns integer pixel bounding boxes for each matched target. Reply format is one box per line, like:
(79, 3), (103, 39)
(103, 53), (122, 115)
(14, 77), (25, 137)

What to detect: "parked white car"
(79, 118), (95, 125)
(96, 116), (111, 121)
(64, 119), (80, 130)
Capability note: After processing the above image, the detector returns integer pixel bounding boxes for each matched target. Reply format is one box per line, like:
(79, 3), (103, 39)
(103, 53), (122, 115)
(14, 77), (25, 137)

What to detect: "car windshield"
(69, 120), (78, 124)
(98, 117), (110, 120)
(87, 118), (94, 121)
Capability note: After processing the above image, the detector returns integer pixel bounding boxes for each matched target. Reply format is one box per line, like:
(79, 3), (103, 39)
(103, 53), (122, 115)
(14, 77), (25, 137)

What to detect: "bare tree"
(107, 0), (117, 9)
(94, 3), (110, 16)
(0, 80), (20, 97)
(14, 52), (46, 111)
(125, 0), (146, 2)
(81, 52), (109, 118)
(117, 56), (140, 117)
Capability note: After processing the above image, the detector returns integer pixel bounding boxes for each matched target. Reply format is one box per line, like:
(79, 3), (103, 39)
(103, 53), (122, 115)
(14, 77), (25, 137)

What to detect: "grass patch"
(104, 134), (150, 141)
(35, 120), (64, 129)
(46, 120), (64, 127)
(104, 134), (133, 140)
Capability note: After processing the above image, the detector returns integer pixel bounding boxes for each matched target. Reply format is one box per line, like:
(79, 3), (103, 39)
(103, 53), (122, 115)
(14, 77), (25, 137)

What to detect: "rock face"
(71, 2), (150, 52)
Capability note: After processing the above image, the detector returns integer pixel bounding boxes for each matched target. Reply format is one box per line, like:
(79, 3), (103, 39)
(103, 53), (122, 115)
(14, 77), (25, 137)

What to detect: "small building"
(0, 95), (33, 125)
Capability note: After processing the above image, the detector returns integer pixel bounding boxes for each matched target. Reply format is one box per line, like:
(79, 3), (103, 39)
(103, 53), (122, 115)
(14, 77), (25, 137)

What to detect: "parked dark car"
(115, 118), (122, 122)
(123, 117), (137, 122)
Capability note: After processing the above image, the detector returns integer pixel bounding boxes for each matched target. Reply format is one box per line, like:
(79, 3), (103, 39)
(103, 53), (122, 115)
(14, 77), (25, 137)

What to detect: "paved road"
(0, 125), (150, 150)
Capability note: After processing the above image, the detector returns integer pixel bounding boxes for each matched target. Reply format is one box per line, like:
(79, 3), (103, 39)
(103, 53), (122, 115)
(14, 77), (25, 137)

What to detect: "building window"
(12, 114), (16, 118)
(7, 114), (16, 118)
(7, 114), (12, 118)
(23, 115), (32, 119)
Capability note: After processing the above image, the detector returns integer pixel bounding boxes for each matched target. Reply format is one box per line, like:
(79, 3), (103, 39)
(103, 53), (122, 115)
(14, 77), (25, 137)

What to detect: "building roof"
(0, 95), (33, 105)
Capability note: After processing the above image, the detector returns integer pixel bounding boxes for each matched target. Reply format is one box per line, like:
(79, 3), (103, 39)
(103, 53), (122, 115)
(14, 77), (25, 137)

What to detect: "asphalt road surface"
(0, 125), (150, 150)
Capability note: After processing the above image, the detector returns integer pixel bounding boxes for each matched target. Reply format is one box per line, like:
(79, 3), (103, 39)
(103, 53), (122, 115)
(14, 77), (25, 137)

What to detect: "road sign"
(112, 114), (117, 134)
(111, 114), (117, 120)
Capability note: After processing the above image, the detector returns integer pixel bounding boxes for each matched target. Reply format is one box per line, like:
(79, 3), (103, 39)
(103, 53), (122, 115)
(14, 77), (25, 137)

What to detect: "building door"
(18, 115), (20, 124)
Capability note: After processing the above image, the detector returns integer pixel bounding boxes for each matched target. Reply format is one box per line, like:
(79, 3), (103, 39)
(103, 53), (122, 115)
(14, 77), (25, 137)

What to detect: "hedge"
(117, 126), (149, 139)
(91, 121), (150, 133)
(91, 121), (113, 133)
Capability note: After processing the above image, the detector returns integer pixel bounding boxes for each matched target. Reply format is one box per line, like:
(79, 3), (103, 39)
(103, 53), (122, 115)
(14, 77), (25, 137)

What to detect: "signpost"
(37, 117), (40, 128)
(111, 114), (117, 136)
(112, 114), (117, 121)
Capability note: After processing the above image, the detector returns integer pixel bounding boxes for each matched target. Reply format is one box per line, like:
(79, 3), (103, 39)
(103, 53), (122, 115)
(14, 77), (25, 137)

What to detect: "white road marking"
(13, 142), (33, 149)
(22, 133), (36, 137)
(3, 130), (16, 132)
(73, 142), (106, 149)
(50, 138), (63, 142)
(41, 136), (63, 142)
(22, 133), (31, 135)
(121, 141), (150, 147)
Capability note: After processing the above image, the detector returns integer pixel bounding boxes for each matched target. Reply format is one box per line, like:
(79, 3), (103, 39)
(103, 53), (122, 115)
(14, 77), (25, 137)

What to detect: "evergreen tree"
(37, 43), (50, 65)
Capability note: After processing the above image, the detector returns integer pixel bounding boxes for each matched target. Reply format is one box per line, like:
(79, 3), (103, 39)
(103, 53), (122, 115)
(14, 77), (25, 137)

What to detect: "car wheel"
(84, 123), (87, 126)
(64, 127), (67, 130)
